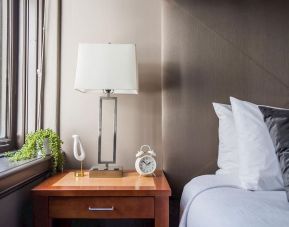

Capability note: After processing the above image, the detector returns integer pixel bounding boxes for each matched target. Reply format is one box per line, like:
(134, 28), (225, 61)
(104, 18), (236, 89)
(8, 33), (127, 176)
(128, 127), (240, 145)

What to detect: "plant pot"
(37, 138), (51, 157)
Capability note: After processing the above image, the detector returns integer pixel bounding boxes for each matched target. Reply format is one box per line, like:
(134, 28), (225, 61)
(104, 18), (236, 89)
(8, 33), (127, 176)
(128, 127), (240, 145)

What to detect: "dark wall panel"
(0, 176), (47, 227)
(162, 0), (289, 196)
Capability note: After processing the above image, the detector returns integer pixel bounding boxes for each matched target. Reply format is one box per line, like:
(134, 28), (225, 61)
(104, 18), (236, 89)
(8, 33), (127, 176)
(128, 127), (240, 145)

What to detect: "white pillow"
(213, 103), (239, 175)
(230, 97), (283, 190)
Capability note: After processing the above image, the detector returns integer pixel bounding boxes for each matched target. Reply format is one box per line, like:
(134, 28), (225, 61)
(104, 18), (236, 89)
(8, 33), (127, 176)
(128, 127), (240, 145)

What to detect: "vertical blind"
(17, 0), (61, 147)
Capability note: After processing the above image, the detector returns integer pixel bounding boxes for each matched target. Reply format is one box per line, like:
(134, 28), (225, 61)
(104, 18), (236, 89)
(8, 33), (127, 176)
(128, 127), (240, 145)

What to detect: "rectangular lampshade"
(74, 43), (138, 94)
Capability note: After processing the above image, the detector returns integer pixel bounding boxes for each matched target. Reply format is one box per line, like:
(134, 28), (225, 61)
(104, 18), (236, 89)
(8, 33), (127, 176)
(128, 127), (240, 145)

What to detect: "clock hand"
(144, 160), (152, 166)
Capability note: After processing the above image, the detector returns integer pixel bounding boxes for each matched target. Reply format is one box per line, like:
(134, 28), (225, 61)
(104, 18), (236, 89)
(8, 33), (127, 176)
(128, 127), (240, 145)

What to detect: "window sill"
(0, 156), (51, 198)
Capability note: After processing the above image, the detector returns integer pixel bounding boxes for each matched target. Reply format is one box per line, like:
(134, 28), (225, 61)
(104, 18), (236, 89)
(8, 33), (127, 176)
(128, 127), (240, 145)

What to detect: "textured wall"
(61, 0), (162, 170)
(162, 0), (289, 196)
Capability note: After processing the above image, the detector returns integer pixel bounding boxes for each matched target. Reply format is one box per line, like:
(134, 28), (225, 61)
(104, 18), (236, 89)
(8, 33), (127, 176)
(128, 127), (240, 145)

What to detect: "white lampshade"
(74, 43), (138, 94)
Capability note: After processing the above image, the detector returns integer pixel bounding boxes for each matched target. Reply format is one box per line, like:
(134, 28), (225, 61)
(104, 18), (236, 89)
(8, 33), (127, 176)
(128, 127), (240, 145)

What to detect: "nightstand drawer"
(49, 197), (154, 219)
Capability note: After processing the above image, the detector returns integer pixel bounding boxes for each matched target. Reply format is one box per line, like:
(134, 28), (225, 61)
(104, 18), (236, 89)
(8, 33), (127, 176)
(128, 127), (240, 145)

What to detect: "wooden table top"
(32, 170), (171, 197)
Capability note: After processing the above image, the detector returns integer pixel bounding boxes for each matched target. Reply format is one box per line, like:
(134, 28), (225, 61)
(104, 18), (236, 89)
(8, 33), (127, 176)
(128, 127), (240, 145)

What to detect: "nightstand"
(32, 170), (171, 227)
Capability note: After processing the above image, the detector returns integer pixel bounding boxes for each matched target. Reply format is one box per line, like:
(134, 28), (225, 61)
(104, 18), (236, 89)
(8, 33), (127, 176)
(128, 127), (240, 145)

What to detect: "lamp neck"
(104, 89), (114, 97)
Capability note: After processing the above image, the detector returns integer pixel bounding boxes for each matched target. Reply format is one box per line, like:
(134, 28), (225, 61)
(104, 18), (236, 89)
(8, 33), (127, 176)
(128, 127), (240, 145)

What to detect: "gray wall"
(60, 0), (162, 170)
(162, 0), (289, 196)
(0, 177), (46, 227)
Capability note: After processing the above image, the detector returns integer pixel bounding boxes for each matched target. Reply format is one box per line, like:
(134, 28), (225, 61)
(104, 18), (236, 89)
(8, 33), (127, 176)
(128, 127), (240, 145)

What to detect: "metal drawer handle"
(88, 206), (114, 211)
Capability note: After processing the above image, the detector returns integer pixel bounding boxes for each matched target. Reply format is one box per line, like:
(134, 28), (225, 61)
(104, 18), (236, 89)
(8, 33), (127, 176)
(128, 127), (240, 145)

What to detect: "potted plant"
(5, 129), (64, 173)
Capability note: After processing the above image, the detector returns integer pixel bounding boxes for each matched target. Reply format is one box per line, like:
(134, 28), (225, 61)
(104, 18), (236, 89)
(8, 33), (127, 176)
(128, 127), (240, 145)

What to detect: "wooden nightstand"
(32, 170), (171, 227)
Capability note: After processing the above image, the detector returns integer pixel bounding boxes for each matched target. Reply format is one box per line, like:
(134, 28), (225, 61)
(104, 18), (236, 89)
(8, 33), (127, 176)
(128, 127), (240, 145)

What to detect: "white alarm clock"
(135, 145), (157, 176)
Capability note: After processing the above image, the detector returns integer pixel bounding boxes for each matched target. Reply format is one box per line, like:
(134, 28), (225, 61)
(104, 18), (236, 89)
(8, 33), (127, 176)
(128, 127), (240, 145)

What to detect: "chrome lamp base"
(89, 90), (123, 178)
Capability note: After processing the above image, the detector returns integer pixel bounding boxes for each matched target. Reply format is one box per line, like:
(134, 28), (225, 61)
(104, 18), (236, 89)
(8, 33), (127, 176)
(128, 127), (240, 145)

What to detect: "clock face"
(138, 155), (156, 174)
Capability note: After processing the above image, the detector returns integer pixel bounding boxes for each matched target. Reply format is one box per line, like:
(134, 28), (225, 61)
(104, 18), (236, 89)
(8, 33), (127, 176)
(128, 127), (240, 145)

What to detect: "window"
(0, 0), (48, 153)
(0, 1), (7, 138)
(0, 0), (19, 153)
(0, 0), (50, 154)
(0, 0), (8, 140)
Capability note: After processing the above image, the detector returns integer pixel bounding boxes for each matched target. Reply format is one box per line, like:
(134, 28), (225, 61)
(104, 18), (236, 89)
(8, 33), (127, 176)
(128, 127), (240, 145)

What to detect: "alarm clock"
(135, 145), (157, 176)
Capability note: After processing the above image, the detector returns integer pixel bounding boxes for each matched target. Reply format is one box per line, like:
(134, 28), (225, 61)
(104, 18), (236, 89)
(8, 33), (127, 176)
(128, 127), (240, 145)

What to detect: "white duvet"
(179, 175), (289, 227)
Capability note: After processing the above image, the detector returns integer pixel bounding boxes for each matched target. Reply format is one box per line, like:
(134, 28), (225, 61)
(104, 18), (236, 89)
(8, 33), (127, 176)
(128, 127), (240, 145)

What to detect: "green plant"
(5, 129), (64, 172)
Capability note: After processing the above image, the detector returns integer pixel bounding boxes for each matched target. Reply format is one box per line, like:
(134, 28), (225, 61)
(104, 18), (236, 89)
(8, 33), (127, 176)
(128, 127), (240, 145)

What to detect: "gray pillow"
(259, 106), (289, 201)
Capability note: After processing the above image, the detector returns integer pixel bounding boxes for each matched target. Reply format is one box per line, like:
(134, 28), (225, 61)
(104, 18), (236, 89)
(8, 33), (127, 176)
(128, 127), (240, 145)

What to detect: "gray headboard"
(162, 0), (289, 196)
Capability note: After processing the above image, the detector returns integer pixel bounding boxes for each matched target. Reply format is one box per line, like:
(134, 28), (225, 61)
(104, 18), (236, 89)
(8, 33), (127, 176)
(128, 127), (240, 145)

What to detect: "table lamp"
(74, 43), (138, 177)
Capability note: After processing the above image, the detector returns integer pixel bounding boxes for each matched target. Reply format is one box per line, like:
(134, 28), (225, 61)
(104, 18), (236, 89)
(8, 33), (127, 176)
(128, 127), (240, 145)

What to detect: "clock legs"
(154, 196), (169, 227)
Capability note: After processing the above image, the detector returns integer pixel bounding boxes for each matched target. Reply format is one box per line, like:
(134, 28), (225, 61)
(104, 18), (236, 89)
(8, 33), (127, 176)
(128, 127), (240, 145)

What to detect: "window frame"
(0, 0), (19, 153)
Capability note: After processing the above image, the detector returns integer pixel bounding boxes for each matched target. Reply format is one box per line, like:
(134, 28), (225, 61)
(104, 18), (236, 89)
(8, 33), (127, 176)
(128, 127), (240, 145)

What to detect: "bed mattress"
(179, 175), (289, 227)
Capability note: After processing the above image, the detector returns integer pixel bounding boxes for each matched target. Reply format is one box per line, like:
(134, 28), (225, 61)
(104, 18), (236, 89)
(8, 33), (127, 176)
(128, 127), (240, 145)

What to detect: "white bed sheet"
(180, 175), (289, 227)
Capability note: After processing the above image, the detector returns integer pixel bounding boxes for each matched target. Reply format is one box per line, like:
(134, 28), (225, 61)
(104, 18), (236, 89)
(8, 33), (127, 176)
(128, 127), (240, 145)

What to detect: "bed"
(179, 175), (289, 227)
